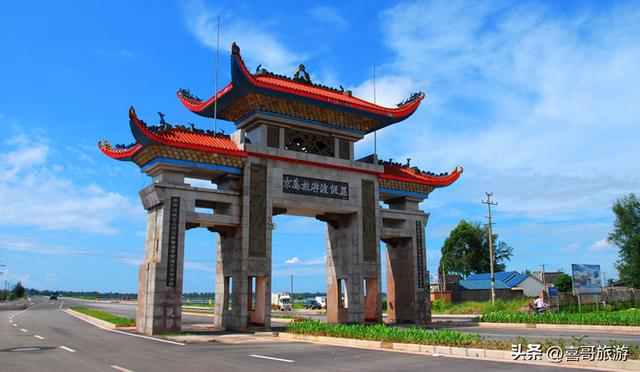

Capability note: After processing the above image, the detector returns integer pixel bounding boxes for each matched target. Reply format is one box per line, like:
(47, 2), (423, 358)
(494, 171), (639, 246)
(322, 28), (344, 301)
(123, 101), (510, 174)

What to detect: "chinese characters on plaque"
(282, 175), (349, 200)
(416, 221), (425, 288)
(166, 197), (180, 288)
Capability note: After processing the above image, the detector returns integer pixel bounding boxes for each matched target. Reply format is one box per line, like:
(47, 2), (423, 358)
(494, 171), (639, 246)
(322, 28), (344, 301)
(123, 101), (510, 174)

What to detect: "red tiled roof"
(153, 129), (240, 152)
(128, 106), (247, 157)
(380, 164), (463, 187)
(252, 74), (423, 117)
(98, 142), (142, 160)
(177, 43), (425, 125)
(177, 83), (234, 113)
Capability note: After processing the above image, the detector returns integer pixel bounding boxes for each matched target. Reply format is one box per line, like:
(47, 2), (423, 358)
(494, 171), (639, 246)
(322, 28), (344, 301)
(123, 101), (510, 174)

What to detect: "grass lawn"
(431, 298), (531, 315)
(71, 306), (135, 326)
(183, 303), (213, 308)
(482, 309), (640, 326)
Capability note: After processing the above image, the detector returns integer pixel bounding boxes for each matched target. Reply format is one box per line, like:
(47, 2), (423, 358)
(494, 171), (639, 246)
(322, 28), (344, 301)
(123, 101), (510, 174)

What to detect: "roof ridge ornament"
(397, 91), (424, 107)
(231, 42), (240, 55)
(293, 64), (312, 83)
(177, 88), (202, 102)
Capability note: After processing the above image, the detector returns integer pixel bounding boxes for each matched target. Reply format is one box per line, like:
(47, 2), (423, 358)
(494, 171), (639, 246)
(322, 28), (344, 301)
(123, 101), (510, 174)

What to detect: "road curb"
(276, 332), (640, 371)
(63, 308), (118, 329)
(477, 322), (640, 333)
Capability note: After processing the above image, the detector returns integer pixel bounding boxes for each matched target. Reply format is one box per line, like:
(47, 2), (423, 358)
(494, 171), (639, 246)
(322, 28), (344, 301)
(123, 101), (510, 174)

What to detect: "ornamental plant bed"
(481, 310), (640, 326)
(286, 319), (484, 347)
(285, 320), (640, 360)
(70, 306), (135, 327)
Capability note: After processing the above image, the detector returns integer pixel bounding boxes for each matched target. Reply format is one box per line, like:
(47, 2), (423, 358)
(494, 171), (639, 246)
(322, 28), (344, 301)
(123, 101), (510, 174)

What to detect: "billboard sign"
(571, 264), (602, 295)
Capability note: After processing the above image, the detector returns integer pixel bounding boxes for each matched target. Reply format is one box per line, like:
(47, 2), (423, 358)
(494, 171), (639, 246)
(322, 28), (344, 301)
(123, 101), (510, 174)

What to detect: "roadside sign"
(571, 264), (602, 295)
(548, 287), (558, 297)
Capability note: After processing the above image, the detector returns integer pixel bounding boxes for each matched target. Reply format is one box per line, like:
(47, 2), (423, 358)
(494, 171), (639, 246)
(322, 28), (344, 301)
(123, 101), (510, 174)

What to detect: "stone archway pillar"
(214, 227), (247, 330)
(384, 216), (431, 324)
(326, 213), (364, 323)
(136, 174), (187, 336)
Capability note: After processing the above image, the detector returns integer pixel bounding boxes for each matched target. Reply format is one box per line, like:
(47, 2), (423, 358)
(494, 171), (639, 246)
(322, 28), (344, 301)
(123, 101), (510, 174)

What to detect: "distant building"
(532, 271), (564, 287)
(460, 271), (545, 297)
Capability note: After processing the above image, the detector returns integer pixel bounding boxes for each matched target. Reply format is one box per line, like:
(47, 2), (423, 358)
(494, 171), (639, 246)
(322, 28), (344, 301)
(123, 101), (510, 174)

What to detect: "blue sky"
(1, 1), (639, 293)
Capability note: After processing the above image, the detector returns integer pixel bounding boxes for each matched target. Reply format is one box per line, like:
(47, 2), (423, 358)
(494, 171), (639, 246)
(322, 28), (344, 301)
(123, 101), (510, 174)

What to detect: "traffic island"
(65, 306), (135, 329)
(278, 320), (639, 371)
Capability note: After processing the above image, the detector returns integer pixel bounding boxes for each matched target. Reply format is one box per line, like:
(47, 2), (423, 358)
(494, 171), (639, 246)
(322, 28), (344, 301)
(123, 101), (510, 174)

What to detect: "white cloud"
(589, 238), (611, 251)
(282, 256), (325, 266)
(45, 273), (59, 283)
(0, 133), (140, 234)
(309, 6), (348, 29)
(285, 257), (300, 264)
(367, 1), (640, 221)
(559, 243), (580, 253)
(0, 240), (90, 256)
(120, 257), (143, 266)
(183, 0), (304, 73)
(184, 261), (215, 273)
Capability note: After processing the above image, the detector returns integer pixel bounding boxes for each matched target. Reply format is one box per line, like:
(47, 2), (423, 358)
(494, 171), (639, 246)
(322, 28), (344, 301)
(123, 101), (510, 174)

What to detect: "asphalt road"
(0, 297), (589, 372)
(68, 299), (640, 346)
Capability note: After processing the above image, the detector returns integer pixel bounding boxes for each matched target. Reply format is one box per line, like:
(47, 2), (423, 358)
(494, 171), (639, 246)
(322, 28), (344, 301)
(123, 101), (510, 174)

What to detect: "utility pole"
(372, 63), (377, 161)
(482, 192), (498, 306)
(290, 274), (293, 297)
(441, 262), (447, 292)
(213, 14), (220, 133)
(540, 264), (547, 293)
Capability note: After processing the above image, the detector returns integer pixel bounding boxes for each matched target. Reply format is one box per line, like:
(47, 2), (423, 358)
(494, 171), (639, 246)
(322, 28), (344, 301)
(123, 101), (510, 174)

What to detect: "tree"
(608, 193), (640, 288)
(554, 273), (573, 293)
(439, 220), (513, 277)
(11, 281), (25, 300)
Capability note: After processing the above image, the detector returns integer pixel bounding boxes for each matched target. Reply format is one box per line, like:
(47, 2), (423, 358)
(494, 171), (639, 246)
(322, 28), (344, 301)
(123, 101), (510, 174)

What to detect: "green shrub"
(481, 310), (640, 326)
(431, 299), (447, 312)
(286, 320), (481, 347)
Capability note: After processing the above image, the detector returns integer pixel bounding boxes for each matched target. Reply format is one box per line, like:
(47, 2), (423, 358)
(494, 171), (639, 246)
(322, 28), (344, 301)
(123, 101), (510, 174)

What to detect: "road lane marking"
(62, 309), (186, 346)
(59, 346), (76, 353)
(20, 328), (28, 332)
(250, 354), (294, 363)
(34, 335), (45, 340)
(12, 324), (18, 327)
(110, 365), (134, 372)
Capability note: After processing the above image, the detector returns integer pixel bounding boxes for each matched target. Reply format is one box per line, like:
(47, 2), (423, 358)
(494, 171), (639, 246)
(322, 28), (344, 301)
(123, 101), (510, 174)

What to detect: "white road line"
(62, 309), (186, 346)
(250, 354), (294, 363)
(34, 335), (45, 340)
(59, 346), (76, 353)
(12, 324), (18, 327)
(110, 365), (134, 372)
(20, 328), (28, 333)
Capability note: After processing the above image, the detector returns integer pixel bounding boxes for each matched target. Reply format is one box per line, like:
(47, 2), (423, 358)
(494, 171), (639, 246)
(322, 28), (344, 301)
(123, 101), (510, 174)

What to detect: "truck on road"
(315, 296), (327, 309)
(271, 292), (292, 311)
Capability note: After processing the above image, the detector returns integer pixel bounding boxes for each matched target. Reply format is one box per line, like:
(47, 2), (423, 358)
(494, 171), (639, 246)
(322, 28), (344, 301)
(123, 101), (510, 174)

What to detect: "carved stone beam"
(207, 226), (237, 239)
(272, 207), (288, 216)
(315, 213), (351, 229)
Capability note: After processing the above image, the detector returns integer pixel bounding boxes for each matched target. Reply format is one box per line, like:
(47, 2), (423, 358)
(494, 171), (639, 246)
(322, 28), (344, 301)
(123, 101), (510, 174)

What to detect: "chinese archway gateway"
(100, 43), (462, 336)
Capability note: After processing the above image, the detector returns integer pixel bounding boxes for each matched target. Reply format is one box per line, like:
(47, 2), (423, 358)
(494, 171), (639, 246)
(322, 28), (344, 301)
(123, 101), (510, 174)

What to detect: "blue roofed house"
(460, 271), (545, 297)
